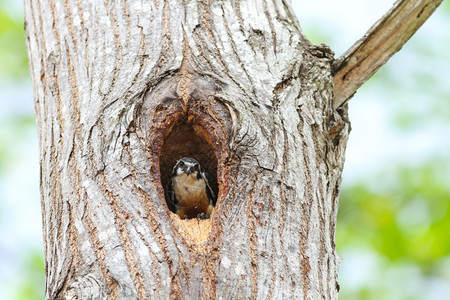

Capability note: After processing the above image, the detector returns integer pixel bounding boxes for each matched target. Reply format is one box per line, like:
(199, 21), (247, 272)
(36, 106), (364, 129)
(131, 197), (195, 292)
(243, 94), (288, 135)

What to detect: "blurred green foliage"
(0, 5), (28, 79)
(337, 161), (450, 300)
(338, 159), (450, 267)
(444, 0), (450, 14)
(0, 3), (43, 299)
(7, 250), (45, 300)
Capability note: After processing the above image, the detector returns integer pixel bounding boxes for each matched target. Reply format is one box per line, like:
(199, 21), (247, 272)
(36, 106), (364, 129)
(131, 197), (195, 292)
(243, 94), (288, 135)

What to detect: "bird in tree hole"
(166, 157), (217, 219)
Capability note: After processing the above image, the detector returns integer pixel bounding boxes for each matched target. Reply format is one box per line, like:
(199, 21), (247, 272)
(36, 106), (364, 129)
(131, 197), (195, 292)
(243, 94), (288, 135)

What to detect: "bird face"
(173, 157), (201, 178)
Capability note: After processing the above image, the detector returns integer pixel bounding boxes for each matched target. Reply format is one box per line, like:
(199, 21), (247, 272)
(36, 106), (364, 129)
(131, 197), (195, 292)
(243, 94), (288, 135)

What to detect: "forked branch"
(332, 0), (443, 109)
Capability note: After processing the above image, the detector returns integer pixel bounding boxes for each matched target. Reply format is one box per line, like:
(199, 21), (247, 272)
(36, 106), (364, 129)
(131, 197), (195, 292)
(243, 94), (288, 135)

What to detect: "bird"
(166, 157), (217, 219)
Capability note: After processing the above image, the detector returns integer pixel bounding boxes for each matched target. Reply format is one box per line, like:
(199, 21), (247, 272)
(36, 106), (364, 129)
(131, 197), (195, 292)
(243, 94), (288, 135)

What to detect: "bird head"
(173, 157), (201, 178)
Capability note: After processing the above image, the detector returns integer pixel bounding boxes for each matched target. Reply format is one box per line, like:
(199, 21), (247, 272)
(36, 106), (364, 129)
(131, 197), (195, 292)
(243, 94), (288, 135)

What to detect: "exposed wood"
(332, 0), (443, 109)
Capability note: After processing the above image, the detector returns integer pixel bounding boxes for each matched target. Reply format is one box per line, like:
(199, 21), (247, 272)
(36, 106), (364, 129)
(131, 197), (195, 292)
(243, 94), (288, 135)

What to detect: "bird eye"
(178, 161), (184, 167)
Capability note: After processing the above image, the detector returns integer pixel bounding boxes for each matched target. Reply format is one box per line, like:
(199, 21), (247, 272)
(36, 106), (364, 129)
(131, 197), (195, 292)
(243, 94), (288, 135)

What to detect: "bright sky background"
(293, 0), (395, 56)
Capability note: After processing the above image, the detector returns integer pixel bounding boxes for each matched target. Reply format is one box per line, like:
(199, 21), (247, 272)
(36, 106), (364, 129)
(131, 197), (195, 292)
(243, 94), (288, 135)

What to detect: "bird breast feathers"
(173, 173), (206, 202)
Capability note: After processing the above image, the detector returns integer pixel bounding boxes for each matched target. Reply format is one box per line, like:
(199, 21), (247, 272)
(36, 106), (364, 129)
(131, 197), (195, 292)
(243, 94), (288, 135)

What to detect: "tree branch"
(332, 0), (442, 109)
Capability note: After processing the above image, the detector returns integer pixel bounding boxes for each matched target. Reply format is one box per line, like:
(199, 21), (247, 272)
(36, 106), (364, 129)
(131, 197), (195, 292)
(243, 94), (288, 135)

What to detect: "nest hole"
(160, 122), (218, 216)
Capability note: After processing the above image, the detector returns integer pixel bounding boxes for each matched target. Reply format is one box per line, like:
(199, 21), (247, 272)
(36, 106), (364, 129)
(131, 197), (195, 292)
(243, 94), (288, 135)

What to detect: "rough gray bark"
(25, 0), (348, 299)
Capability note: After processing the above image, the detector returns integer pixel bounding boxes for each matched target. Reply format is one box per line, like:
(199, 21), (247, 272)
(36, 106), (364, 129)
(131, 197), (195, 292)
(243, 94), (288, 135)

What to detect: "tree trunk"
(25, 0), (349, 299)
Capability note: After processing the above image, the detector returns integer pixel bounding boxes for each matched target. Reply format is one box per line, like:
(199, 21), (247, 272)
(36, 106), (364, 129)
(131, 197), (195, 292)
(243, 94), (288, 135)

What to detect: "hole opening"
(160, 121), (218, 217)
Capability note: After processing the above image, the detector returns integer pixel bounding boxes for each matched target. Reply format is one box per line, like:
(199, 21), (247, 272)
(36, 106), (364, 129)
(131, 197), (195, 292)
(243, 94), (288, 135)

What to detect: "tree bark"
(26, 0), (350, 299)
